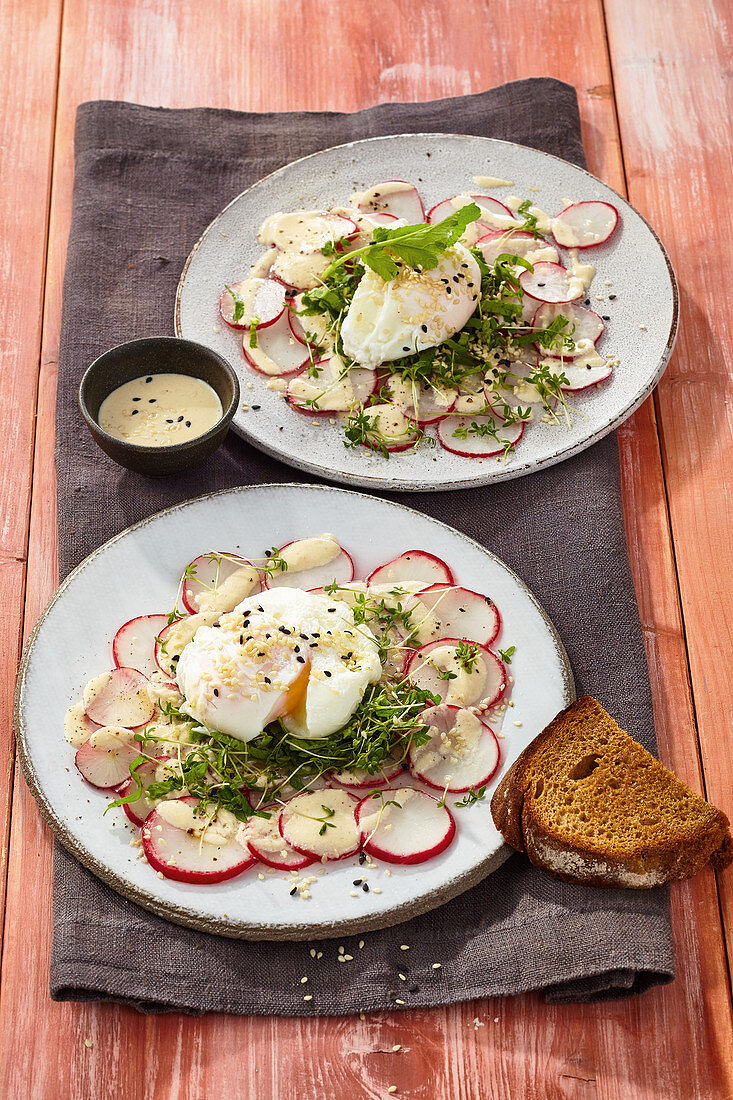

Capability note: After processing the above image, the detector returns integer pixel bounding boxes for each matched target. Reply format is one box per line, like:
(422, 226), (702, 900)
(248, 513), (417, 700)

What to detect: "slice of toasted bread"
(491, 696), (733, 888)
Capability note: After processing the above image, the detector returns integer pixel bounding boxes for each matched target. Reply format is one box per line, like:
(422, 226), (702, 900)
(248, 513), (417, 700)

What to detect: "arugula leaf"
(322, 203), (483, 282)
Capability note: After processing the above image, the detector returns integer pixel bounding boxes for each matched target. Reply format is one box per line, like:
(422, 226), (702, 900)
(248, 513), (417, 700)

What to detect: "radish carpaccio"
(65, 535), (517, 888)
(220, 181), (620, 463)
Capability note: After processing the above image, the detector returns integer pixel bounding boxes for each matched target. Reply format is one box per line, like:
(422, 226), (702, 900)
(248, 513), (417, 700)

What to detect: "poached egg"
(340, 243), (481, 369)
(176, 587), (382, 743)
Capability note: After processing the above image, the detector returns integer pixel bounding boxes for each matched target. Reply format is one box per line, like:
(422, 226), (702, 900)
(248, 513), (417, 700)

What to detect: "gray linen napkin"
(50, 79), (674, 1012)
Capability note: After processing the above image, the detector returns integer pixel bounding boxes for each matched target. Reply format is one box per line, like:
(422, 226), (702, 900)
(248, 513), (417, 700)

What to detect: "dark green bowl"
(79, 337), (240, 477)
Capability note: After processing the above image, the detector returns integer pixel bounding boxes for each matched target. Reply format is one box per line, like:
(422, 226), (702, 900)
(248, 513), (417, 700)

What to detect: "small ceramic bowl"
(79, 336), (240, 477)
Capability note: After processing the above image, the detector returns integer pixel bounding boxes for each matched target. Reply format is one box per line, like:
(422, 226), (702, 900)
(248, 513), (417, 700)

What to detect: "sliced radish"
(219, 277), (286, 330)
(279, 788), (360, 861)
(331, 757), (403, 789)
(476, 229), (559, 267)
(406, 638), (506, 708)
(83, 667), (154, 728)
(287, 356), (377, 414)
(469, 194), (515, 219)
(426, 198), (457, 224)
(358, 403), (422, 453)
(358, 211), (399, 229)
(181, 552), (261, 615)
(356, 787), (455, 865)
(552, 201), (619, 249)
(437, 412), (524, 458)
(142, 797), (256, 883)
(112, 614), (168, 678)
(519, 262), (583, 304)
(533, 301), (604, 355)
(264, 536), (355, 590)
(243, 310), (309, 376)
(260, 211), (358, 251)
(154, 612), (219, 677)
(384, 374), (456, 425)
(243, 810), (316, 870)
(453, 373), (489, 416)
(366, 550), (454, 588)
(355, 181), (425, 223)
(120, 756), (178, 827)
(409, 705), (500, 792)
(552, 359), (613, 391)
(75, 726), (142, 790)
(416, 583), (501, 646)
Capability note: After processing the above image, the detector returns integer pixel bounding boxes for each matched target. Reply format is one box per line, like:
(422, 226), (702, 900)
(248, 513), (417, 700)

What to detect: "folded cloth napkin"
(50, 78), (674, 1013)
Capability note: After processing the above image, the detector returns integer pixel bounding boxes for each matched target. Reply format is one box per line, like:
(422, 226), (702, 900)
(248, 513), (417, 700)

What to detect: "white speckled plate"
(176, 134), (678, 492)
(16, 485), (573, 940)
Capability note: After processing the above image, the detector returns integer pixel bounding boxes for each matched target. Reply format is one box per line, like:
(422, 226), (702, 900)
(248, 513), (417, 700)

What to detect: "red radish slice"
(120, 756), (176, 827)
(219, 277), (286, 330)
(359, 212), (399, 228)
(279, 789), (360, 861)
(366, 550), (454, 588)
(437, 413), (524, 458)
(357, 403), (421, 454)
(261, 211), (358, 251)
(553, 360), (613, 391)
(409, 704), (500, 792)
(416, 583), (501, 646)
(264, 538), (355, 590)
(519, 262), (583, 304)
(75, 727), (142, 790)
(406, 638), (506, 708)
(83, 668), (153, 728)
(552, 201), (619, 249)
(243, 311), (309, 376)
(331, 757), (403, 789)
(287, 356), (377, 414)
(142, 797), (256, 884)
(477, 229), (549, 267)
(469, 194), (515, 219)
(355, 181), (425, 223)
(533, 302), (604, 354)
(181, 552), (261, 614)
(454, 374), (489, 416)
(243, 811), (316, 870)
(112, 614), (168, 678)
(384, 375), (456, 425)
(356, 787), (455, 865)
(426, 198), (456, 224)
(154, 612), (219, 677)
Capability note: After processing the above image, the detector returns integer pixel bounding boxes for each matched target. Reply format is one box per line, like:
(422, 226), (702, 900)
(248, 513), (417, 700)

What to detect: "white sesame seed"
(387, 1088), (398, 1095)
(392, 1044), (402, 1051)
(343, 954), (353, 961)
(400, 944), (410, 951)
(394, 999), (405, 1006)
(372, 886), (382, 894)
(317, 952), (323, 959)
(359, 1013), (366, 1020)
(513, 720), (523, 727)
(358, 940), (365, 949)
(310, 948), (316, 958)
(350, 891), (359, 897)
(301, 977), (308, 984)
(84, 1039), (93, 1049)
(432, 963), (442, 970)
(303, 994), (313, 1002)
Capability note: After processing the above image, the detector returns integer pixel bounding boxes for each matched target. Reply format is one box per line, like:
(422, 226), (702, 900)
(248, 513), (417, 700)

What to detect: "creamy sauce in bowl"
(98, 373), (222, 447)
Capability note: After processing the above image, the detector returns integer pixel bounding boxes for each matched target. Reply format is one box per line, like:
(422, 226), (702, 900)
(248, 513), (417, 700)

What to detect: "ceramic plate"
(16, 484), (573, 940)
(176, 134), (678, 492)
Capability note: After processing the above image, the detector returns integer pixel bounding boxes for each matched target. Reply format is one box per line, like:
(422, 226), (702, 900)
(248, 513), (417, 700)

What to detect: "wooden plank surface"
(1, 1), (732, 1097)
(604, 0), (733, 961)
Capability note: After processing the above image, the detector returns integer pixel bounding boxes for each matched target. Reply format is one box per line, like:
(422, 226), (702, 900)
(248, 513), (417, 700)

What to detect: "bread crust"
(490, 696), (733, 889)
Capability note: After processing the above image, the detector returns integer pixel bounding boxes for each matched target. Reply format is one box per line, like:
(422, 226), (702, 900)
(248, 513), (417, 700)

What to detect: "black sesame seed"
(609, 294), (616, 300)
(172, 654), (179, 663)
(132, 397), (141, 402)
(300, 633), (309, 641)
(145, 376), (152, 383)
(452, 276), (460, 283)
(213, 688), (219, 697)
(251, 404), (261, 410)
(239, 635), (244, 644)
(362, 882), (369, 893)
(421, 324), (428, 332)
(166, 418), (173, 424)
(602, 315), (610, 321)
(149, 398), (156, 403)
(446, 287), (452, 294)
(353, 879), (363, 886)
(264, 676), (271, 684)
(324, 670), (332, 678)
(584, 299), (591, 306)
(185, 420), (191, 427)
(279, 626), (292, 635)
(290, 886), (298, 896)
(536, 283), (545, 288)
(296, 655), (305, 663)
(294, 645), (300, 653)
(312, 632), (320, 638)
(131, 409), (139, 415)
(461, 263), (468, 269)
(177, 415), (184, 422)
(309, 643), (318, 648)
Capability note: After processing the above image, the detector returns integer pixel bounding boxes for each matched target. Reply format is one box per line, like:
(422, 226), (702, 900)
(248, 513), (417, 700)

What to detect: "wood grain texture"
(1, 0), (732, 1098)
(604, 0), (733, 963)
(0, 0), (63, 942)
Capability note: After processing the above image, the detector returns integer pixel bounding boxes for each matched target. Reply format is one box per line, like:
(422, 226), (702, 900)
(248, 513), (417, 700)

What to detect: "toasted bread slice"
(491, 696), (733, 888)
